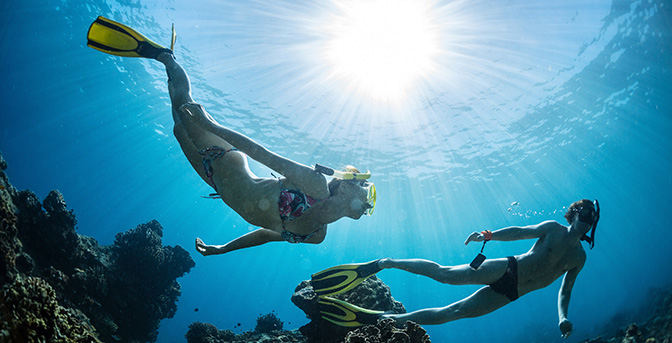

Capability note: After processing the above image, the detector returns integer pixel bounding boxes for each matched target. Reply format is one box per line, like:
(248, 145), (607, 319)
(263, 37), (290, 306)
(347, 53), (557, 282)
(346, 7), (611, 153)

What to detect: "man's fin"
(311, 259), (381, 297)
(87, 16), (172, 59)
(319, 297), (384, 327)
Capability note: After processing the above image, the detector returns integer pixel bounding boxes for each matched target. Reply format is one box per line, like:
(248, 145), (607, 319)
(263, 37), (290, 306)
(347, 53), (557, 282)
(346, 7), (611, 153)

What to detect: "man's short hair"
(564, 199), (595, 224)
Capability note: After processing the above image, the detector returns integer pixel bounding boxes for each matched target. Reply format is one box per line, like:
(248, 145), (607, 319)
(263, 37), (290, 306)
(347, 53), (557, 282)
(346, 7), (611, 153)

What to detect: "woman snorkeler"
(87, 16), (376, 255)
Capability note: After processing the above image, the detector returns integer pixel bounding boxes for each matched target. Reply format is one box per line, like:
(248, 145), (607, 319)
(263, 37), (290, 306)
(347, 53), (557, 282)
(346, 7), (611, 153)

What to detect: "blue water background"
(1, 0), (671, 342)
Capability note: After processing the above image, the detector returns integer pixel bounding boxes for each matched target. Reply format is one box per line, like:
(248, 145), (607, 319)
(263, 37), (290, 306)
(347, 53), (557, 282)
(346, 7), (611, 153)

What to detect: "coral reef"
(291, 275), (410, 343)
(0, 276), (99, 343)
(185, 320), (304, 343)
(185, 322), (236, 343)
(342, 318), (430, 343)
(255, 312), (284, 333)
(579, 286), (672, 343)
(0, 152), (195, 342)
(183, 275), (424, 343)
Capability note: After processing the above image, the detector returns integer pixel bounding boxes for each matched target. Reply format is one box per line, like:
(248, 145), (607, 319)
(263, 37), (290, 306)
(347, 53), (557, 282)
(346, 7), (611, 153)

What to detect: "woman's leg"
(155, 52), (247, 187)
(195, 229), (285, 256)
(157, 52), (193, 112)
(156, 52), (324, 196)
(378, 257), (509, 285)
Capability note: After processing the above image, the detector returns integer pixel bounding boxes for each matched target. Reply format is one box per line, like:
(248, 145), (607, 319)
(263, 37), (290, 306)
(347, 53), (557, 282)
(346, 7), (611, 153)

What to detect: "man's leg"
(384, 286), (511, 325)
(378, 257), (509, 285)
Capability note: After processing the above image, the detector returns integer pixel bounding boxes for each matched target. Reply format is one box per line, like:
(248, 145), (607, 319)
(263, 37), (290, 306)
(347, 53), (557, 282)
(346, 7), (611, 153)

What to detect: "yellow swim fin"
(87, 16), (173, 59)
(311, 259), (382, 297)
(318, 297), (384, 327)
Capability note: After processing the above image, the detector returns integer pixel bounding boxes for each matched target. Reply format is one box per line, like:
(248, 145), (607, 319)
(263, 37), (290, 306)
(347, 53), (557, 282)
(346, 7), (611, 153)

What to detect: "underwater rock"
(623, 323), (643, 343)
(580, 287), (672, 343)
(0, 275), (99, 342)
(186, 322), (236, 343)
(0, 152), (195, 343)
(0, 162), (19, 286)
(15, 189), (80, 275)
(185, 320), (304, 343)
(105, 220), (196, 342)
(255, 312), (285, 333)
(292, 275), (410, 343)
(342, 318), (431, 343)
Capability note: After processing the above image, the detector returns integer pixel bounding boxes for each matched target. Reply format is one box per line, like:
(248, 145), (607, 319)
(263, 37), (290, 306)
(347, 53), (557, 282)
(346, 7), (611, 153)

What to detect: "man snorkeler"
(313, 199), (600, 339)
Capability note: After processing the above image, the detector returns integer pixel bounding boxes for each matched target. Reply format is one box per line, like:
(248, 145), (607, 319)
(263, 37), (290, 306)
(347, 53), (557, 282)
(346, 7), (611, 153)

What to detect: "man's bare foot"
(195, 237), (221, 256)
(378, 258), (392, 269)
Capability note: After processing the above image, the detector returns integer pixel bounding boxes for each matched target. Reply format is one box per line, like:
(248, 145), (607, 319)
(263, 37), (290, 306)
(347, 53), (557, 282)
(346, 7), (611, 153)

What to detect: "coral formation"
(0, 276), (99, 343)
(185, 322), (236, 343)
(106, 220), (195, 342)
(255, 312), (284, 333)
(579, 287), (672, 343)
(0, 151), (195, 342)
(185, 320), (304, 343)
(291, 275), (409, 343)
(183, 279), (426, 343)
(342, 318), (431, 343)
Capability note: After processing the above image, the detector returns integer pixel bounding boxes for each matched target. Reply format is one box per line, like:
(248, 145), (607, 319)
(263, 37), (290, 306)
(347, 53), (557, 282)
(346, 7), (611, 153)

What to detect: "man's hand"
(464, 231), (482, 245)
(559, 318), (573, 338)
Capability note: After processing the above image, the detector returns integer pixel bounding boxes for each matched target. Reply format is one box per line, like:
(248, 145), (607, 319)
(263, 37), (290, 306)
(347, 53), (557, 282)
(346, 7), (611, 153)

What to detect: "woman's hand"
(195, 237), (220, 256)
(559, 318), (573, 338)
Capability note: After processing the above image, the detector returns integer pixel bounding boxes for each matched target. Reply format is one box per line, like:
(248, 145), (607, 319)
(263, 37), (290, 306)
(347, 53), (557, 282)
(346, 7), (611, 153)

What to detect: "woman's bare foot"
(195, 237), (222, 256)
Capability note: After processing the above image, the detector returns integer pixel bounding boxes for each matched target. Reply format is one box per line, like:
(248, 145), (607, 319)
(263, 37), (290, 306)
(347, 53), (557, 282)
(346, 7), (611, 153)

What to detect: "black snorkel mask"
(579, 199), (600, 249)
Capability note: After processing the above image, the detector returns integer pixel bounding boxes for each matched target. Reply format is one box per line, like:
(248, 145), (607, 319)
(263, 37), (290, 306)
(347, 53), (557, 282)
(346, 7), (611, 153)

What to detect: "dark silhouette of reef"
(0, 152), (195, 342)
(577, 286), (672, 343)
(184, 274), (430, 343)
(186, 313), (303, 343)
(291, 275), (426, 343)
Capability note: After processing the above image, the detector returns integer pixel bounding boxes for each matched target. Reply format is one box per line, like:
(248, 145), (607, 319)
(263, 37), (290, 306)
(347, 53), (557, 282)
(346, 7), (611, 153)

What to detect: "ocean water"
(1, 0), (671, 342)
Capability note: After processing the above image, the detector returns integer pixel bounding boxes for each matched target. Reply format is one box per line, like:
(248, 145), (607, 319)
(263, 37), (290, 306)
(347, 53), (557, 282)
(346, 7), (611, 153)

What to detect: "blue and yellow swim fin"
(87, 16), (175, 59)
(318, 297), (384, 327)
(311, 259), (382, 297)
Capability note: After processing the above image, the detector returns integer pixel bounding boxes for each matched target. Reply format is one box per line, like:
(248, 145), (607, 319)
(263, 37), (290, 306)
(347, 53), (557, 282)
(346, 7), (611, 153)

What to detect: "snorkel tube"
(315, 164), (376, 215)
(314, 164), (371, 180)
(581, 199), (600, 249)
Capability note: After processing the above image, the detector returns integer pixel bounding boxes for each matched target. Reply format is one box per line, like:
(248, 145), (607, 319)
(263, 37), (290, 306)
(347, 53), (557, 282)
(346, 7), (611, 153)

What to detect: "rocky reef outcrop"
(0, 152), (195, 342)
(0, 276), (100, 342)
(580, 286), (672, 343)
(184, 274), (429, 343)
(186, 313), (304, 343)
(291, 274), (426, 343)
(341, 318), (430, 343)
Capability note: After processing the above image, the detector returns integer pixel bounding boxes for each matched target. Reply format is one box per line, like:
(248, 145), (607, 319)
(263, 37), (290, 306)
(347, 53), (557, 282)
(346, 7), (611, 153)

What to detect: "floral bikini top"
(278, 188), (318, 222)
(277, 182), (326, 244)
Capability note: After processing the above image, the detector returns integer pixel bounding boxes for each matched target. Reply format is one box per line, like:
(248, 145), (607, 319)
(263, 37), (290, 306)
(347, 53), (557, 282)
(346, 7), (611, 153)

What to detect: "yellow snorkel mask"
(315, 164), (376, 215)
(361, 181), (377, 215)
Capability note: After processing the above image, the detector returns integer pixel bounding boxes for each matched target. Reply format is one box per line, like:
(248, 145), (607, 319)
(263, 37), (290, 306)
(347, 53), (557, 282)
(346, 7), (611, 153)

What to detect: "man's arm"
(557, 261), (584, 338)
(464, 220), (559, 245)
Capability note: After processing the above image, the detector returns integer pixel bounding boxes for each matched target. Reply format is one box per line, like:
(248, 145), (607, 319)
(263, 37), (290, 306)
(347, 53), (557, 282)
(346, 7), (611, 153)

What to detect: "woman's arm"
(195, 229), (285, 256)
(464, 220), (558, 245)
